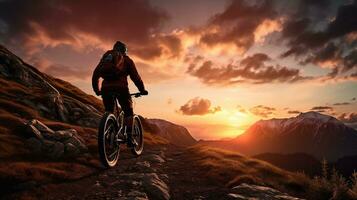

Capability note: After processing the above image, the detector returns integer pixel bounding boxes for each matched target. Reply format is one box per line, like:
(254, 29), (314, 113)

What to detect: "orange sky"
(0, 0), (356, 140)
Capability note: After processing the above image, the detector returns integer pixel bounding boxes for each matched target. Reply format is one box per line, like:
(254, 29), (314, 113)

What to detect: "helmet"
(113, 41), (127, 54)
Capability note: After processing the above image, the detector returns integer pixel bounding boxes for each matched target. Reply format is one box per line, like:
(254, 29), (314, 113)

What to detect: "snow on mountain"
(201, 112), (357, 161)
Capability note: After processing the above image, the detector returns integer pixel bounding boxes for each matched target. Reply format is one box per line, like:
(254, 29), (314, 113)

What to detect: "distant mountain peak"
(296, 111), (339, 122)
(254, 111), (342, 131)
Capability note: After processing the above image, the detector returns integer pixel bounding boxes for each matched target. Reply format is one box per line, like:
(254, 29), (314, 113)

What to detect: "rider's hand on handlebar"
(140, 90), (148, 95)
(95, 90), (102, 96)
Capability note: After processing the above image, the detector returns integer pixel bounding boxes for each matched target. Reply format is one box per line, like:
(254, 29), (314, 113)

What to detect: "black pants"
(102, 91), (133, 118)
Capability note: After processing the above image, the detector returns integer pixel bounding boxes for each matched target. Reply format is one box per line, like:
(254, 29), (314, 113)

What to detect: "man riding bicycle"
(92, 41), (148, 147)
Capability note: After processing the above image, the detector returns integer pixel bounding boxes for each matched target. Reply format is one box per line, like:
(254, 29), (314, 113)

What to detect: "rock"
(53, 129), (75, 141)
(25, 137), (42, 154)
(1, 45), (102, 127)
(64, 143), (80, 157)
(145, 154), (165, 164)
(27, 119), (54, 136)
(42, 140), (64, 159)
(132, 161), (155, 172)
(127, 190), (149, 199)
(24, 119), (88, 158)
(229, 183), (304, 200)
(64, 136), (87, 152)
(25, 124), (43, 140)
(142, 173), (170, 200)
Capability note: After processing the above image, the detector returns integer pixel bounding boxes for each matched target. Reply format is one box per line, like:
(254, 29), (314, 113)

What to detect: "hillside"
(1, 44), (356, 199)
(0, 44), (195, 193)
(200, 112), (357, 161)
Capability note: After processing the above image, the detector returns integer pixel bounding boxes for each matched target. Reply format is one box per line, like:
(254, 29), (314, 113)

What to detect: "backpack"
(100, 50), (125, 80)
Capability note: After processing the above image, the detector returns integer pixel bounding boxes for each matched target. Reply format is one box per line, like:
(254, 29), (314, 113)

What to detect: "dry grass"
(0, 160), (96, 191)
(188, 145), (357, 200)
(187, 145), (311, 197)
(0, 78), (30, 97)
(0, 99), (40, 120)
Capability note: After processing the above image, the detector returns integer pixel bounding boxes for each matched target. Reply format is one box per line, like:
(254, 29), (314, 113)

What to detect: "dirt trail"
(5, 144), (227, 200)
(2, 143), (306, 200)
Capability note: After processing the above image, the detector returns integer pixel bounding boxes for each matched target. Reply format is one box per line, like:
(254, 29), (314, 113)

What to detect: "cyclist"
(92, 41), (148, 146)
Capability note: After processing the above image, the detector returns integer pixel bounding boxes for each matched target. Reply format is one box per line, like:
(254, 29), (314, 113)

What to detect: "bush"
(351, 172), (357, 198)
(306, 159), (356, 200)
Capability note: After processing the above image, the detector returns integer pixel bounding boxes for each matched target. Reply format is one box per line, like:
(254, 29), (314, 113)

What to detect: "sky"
(0, 0), (356, 140)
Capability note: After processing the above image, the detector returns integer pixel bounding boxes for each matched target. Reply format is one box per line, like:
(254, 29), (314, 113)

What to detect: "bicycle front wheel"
(131, 116), (144, 156)
(98, 112), (120, 168)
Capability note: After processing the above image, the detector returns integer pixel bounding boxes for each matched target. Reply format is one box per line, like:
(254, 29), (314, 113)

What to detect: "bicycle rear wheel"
(98, 112), (120, 167)
(131, 116), (144, 155)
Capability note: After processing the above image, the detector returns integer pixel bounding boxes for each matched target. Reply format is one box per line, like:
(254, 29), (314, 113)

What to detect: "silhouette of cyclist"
(92, 41), (148, 146)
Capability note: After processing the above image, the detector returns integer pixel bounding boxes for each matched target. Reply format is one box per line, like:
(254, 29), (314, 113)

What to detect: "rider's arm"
(127, 58), (145, 92)
(92, 61), (102, 95)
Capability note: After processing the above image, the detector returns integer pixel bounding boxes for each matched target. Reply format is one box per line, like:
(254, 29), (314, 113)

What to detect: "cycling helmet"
(113, 41), (127, 54)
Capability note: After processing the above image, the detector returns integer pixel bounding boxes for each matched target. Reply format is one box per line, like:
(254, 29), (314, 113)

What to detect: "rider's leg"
(101, 91), (115, 112)
(118, 92), (135, 145)
(118, 91), (133, 123)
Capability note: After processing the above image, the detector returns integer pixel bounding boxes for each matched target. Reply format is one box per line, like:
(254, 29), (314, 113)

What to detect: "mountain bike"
(98, 92), (146, 168)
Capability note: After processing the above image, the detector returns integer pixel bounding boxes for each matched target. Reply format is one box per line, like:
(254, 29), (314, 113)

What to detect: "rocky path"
(6, 144), (303, 200)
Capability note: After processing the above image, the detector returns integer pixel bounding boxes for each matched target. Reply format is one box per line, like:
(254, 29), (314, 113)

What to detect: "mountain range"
(201, 111), (357, 161)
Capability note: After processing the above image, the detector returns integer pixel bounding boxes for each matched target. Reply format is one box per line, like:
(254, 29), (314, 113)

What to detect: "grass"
(187, 145), (308, 195)
(187, 145), (357, 200)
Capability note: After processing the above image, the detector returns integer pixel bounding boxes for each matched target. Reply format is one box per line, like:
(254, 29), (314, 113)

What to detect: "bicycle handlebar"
(131, 92), (147, 98)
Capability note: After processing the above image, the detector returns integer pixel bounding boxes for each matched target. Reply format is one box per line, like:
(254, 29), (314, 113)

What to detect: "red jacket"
(92, 51), (145, 94)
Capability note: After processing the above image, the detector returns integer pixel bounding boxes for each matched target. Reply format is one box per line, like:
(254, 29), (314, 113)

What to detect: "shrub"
(306, 159), (356, 200)
(351, 172), (357, 198)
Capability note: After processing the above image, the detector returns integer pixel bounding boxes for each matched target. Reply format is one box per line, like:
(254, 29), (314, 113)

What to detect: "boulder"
(142, 173), (170, 200)
(228, 183), (304, 200)
(25, 119), (88, 159)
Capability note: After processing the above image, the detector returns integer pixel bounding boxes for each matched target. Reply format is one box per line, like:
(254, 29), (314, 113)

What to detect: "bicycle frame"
(112, 92), (142, 144)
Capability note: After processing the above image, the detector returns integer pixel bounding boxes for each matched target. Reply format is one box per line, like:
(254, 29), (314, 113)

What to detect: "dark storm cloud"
(249, 105), (276, 118)
(199, 0), (277, 52)
(187, 53), (309, 85)
(190, 0), (356, 81)
(0, 0), (170, 59)
(178, 97), (221, 115)
(280, 0), (357, 75)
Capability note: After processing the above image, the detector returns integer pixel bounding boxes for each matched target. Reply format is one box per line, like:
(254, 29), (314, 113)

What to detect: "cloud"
(280, 0), (357, 77)
(249, 105), (276, 118)
(197, 0), (278, 53)
(237, 105), (247, 113)
(178, 97), (221, 115)
(187, 53), (309, 85)
(135, 62), (176, 83)
(338, 112), (357, 123)
(333, 102), (350, 106)
(29, 56), (90, 80)
(310, 106), (334, 113)
(287, 110), (301, 114)
(167, 98), (173, 105)
(0, 0), (170, 60)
